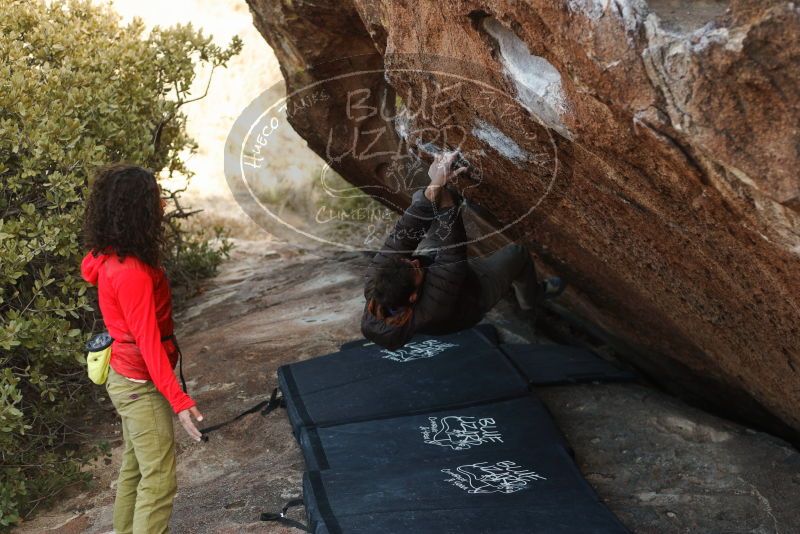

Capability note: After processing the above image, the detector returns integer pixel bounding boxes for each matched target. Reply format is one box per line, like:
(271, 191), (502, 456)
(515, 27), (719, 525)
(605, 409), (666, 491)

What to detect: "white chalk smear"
(482, 18), (573, 140)
(472, 119), (531, 165)
(394, 112), (410, 141)
(567, 0), (642, 35)
(567, 0), (610, 19)
(686, 25), (746, 54)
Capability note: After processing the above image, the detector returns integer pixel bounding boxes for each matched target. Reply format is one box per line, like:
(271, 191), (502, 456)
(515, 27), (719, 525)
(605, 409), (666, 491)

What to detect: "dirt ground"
(15, 240), (800, 533)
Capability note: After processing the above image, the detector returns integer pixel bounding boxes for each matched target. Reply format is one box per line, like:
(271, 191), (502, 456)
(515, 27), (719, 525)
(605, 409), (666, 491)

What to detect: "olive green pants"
(106, 367), (177, 534)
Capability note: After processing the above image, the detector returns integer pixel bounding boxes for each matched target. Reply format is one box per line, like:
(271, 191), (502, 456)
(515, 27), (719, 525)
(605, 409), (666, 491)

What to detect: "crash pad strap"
(200, 388), (284, 439)
(306, 471), (342, 534)
(303, 427), (330, 470)
(279, 364), (313, 427)
(260, 497), (308, 531)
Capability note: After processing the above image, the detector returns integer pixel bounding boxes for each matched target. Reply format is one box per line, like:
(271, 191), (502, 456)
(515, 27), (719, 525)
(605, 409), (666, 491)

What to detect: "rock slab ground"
(15, 241), (800, 533)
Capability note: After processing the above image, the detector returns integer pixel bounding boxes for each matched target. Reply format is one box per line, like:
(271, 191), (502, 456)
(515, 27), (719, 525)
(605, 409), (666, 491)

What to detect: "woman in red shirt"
(81, 164), (203, 534)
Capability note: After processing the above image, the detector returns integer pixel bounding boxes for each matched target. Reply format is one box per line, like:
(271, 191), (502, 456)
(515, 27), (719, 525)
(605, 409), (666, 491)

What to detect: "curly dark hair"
(368, 255), (418, 309)
(83, 164), (164, 267)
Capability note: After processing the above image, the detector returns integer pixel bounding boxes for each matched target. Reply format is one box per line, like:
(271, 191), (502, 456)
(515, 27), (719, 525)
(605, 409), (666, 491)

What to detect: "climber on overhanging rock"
(361, 150), (565, 350)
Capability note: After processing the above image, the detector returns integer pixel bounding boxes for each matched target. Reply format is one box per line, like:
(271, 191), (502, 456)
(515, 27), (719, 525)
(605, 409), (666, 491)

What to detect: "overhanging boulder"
(246, 0), (800, 440)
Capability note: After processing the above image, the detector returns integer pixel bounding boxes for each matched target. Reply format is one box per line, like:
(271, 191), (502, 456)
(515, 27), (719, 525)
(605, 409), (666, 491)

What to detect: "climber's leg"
(470, 244), (539, 313)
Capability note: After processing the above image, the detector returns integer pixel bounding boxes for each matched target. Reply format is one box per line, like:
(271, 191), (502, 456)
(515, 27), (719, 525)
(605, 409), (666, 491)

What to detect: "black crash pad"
(297, 396), (570, 471)
(501, 343), (636, 386)
(303, 446), (629, 534)
(277, 327), (528, 436)
(337, 323), (500, 351)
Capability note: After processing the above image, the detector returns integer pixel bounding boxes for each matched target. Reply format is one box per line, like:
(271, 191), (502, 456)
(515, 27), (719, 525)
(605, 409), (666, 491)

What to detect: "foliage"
(164, 223), (232, 304)
(0, 0), (240, 526)
(257, 169), (393, 247)
(310, 171), (394, 244)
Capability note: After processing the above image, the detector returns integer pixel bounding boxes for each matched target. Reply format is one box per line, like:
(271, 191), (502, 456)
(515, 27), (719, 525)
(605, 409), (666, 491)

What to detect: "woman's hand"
(177, 406), (204, 442)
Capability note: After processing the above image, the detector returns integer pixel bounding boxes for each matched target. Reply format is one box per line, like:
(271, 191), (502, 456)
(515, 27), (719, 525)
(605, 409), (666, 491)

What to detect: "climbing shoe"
(540, 277), (566, 299)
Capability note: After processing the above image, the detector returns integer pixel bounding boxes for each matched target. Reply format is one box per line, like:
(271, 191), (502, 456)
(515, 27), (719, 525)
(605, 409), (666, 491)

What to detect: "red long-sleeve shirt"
(81, 251), (195, 413)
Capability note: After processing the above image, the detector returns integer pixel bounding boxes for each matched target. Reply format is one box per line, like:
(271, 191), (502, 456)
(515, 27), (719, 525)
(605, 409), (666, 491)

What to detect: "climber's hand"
(178, 406), (204, 442)
(427, 151), (467, 187)
(426, 151), (467, 205)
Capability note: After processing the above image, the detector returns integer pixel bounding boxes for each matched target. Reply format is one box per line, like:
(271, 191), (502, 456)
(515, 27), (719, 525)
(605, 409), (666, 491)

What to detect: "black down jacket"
(361, 189), (483, 349)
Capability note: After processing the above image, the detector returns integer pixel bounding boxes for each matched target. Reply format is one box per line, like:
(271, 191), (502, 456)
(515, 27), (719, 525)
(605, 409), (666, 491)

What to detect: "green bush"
(257, 169), (393, 248)
(165, 225), (233, 304)
(0, 0), (240, 526)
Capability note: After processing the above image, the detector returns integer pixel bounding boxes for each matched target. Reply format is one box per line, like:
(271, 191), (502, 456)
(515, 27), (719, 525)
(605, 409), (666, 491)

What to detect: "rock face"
(246, 0), (800, 439)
